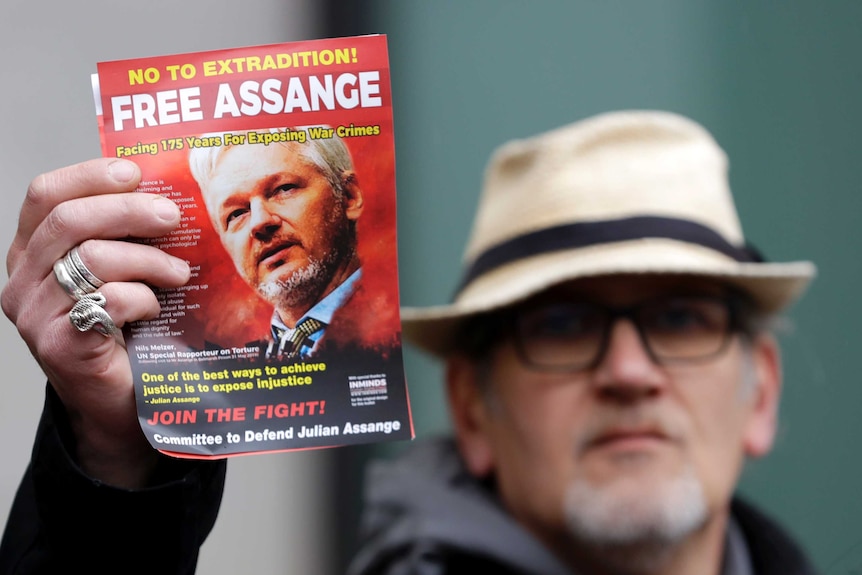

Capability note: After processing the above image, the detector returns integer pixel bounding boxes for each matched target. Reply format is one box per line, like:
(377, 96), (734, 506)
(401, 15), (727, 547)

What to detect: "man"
(0, 110), (817, 574)
(189, 129), (364, 358)
(348, 110), (817, 575)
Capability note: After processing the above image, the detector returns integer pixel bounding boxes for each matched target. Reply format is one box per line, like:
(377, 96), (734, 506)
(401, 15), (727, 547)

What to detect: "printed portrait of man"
(188, 128), (364, 359)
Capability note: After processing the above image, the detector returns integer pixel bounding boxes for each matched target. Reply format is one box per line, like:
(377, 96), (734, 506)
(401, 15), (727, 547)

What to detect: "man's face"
(449, 275), (780, 563)
(201, 143), (360, 313)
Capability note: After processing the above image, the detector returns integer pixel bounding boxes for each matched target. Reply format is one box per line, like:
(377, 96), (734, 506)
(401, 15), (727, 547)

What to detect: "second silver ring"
(67, 246), (105, 290)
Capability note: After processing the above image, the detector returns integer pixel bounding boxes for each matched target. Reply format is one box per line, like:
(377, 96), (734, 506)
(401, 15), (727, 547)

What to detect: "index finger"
(8, 158), (141, 275)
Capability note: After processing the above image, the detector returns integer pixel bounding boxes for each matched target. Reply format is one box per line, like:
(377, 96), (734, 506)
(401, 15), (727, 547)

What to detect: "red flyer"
(92, 35), (413, 458)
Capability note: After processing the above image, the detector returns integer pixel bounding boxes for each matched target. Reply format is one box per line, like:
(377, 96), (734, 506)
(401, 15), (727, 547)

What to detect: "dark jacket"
(0, 387), (226, 575)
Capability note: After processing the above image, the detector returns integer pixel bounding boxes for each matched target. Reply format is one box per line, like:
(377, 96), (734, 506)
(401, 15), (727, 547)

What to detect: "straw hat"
(401, 110), (816, 356)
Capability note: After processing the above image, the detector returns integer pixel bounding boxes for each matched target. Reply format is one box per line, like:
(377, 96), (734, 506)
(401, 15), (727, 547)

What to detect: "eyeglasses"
(510, 295), (740, 372)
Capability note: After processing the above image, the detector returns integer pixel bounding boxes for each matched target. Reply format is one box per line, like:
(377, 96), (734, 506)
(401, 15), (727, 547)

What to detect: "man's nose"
(590, 319), (666, 402)
(249, 198), (280, 240)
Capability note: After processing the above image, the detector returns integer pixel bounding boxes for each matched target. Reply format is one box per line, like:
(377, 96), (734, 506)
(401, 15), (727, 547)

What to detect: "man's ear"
(445, 355), (495, 478)
(340, 171), (364, 220)
(743, 334), (783, 458)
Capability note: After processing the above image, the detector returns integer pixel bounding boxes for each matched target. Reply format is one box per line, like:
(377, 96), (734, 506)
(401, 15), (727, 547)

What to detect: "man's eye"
(272, 183), (299, 197)
(654, 309), (704, 329)
(225, 208), (248, 228)
(521, 306), (600, 339)
(647, 302), (724, 333)
(539, 315), (586, 335)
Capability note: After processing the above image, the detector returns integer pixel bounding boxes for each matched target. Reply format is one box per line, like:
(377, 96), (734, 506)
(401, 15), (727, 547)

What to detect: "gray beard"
(257, 256), (329, 310)
(563, 464), (708, 572)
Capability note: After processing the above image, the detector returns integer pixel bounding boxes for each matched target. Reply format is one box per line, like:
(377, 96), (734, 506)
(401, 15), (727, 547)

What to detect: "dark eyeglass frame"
(507, 294), (746, 373)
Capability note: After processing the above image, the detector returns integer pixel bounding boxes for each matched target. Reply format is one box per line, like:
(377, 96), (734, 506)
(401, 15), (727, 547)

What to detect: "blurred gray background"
(2, 2), (861, 574)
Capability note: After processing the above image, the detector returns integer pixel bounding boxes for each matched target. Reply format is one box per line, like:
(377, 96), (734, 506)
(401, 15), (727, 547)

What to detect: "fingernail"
(108, 160), (138, 182)
(153, 197), (179, 221)
(171, 258), (191, 277)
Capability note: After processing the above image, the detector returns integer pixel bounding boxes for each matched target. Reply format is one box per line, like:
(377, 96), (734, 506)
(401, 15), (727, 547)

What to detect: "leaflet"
(93, 35), (413, 458)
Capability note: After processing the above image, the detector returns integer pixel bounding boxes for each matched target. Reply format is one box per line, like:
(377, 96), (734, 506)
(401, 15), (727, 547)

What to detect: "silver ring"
(53, 258), (94, 301)
(53, 246), (105, 301)
(68, 292), (117, 336)
(67, 246), (105, 289)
